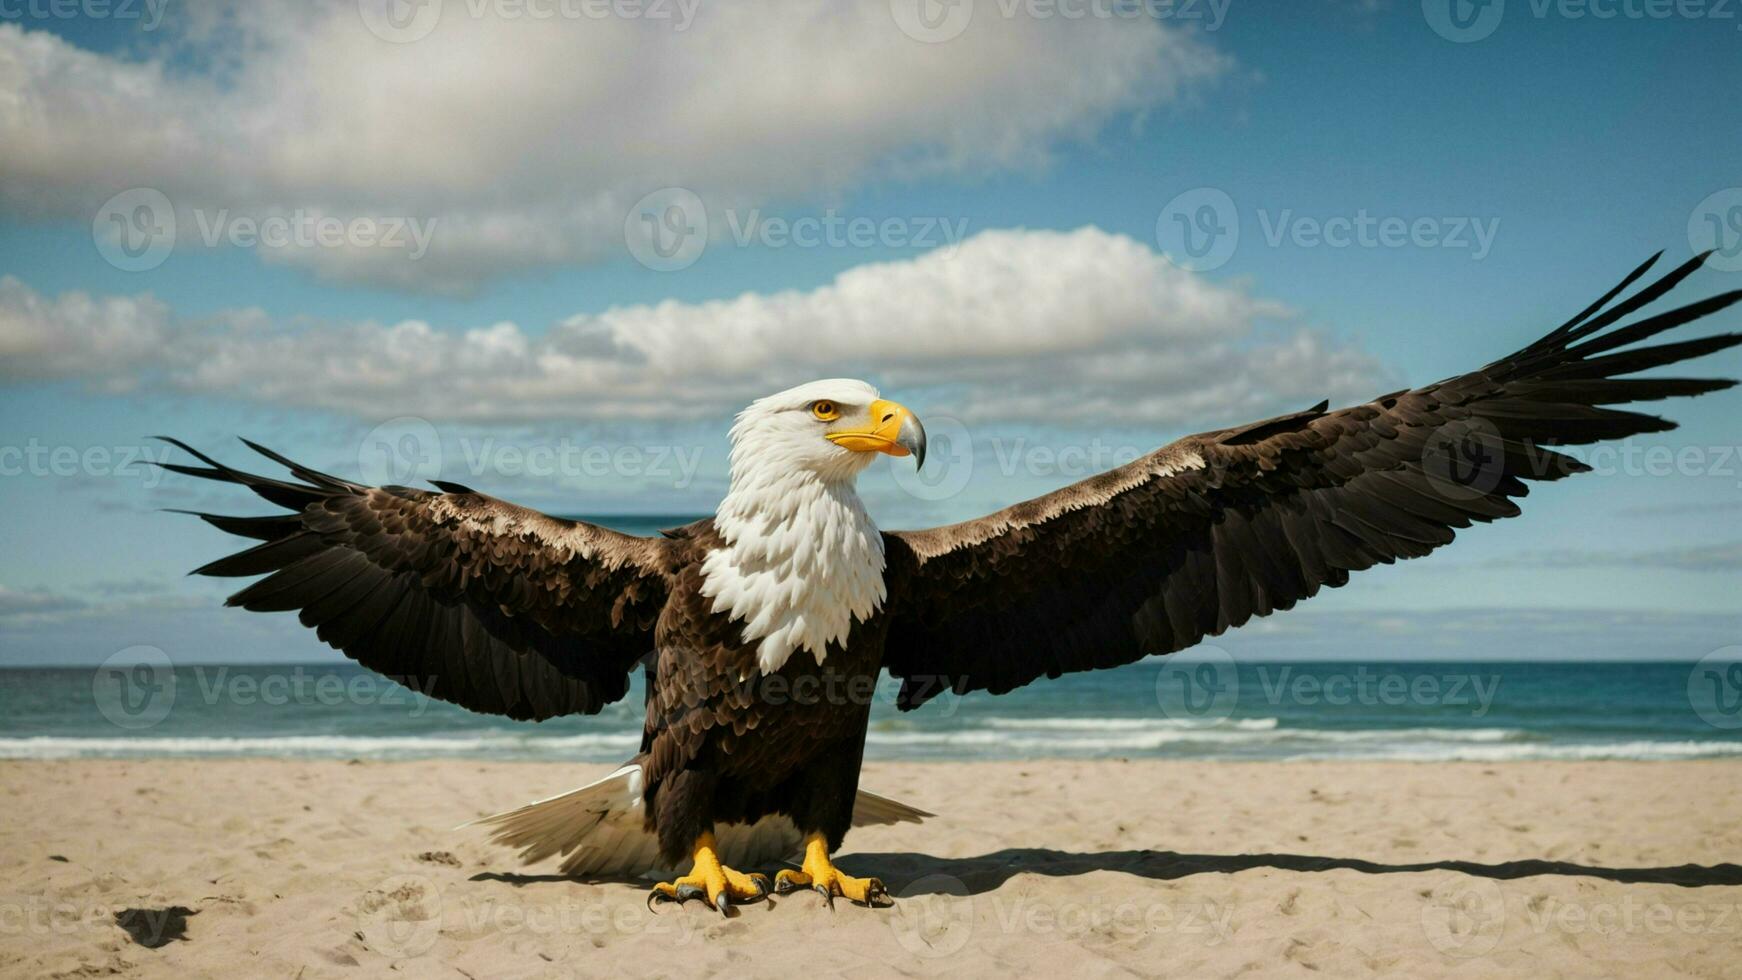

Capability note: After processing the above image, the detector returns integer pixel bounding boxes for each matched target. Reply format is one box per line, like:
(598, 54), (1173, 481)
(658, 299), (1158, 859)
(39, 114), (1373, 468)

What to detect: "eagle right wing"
(163, 440), (673, 721)
(883, 251), (1741, 709)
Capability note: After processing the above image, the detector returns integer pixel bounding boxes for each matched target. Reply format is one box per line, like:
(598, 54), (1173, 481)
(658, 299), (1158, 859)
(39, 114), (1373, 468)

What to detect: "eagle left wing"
(161, 439), (673, 721)
(881, 251), (1741, 709)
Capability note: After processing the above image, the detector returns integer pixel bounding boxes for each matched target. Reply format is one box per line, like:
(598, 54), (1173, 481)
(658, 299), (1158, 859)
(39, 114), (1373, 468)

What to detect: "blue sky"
(2, 0), (1739, 664)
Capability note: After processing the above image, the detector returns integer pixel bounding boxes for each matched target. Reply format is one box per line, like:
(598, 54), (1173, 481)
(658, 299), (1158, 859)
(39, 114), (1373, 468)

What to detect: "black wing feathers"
(884, 252), (1740, 708)
(162, 440), (670, 720)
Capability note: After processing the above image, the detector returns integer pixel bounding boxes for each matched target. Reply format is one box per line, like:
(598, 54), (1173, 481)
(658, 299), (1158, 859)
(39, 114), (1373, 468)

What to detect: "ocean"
(7, 516), (1740, 765)
(4, 660), (1740, 764)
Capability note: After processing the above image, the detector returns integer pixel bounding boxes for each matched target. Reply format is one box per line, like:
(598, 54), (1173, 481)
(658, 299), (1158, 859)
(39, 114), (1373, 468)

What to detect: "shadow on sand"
(471, 848), (1742, 894)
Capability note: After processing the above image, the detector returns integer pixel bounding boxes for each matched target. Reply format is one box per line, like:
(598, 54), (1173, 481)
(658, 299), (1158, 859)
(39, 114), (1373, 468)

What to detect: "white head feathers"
(699, 379), (892, 674)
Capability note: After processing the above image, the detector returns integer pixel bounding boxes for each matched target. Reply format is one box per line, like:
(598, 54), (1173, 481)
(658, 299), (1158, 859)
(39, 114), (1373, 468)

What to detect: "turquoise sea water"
(4, 660), (1740, 763)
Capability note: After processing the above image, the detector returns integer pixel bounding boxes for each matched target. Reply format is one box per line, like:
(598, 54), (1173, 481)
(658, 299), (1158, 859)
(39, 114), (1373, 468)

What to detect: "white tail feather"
(464, 764), (932, 878)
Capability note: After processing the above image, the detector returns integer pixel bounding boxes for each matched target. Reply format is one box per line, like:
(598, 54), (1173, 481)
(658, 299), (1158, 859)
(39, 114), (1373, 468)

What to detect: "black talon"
(858, 879), (889, 907)
(713, 891), (731, 916)
(647, 890), (665, 913)
(775, 874), (802, 896)
(748, 874), (771, 899)
(815, 883), (835, 910)
(675, 882), (705, 903)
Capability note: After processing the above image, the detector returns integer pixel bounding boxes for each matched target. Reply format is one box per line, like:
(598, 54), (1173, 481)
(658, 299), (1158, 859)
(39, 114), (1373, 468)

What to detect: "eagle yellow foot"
(646, 831), (771, 915)
(774, 831), (890, 908)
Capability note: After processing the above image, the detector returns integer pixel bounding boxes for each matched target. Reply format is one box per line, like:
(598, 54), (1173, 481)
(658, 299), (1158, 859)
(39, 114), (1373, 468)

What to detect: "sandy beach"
(3, 759), (1741, 978)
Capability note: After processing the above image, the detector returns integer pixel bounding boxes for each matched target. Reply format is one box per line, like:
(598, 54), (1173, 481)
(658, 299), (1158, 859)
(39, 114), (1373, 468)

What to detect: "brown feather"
(883, 252), (1741, 708)
(166, 444), (672, 721)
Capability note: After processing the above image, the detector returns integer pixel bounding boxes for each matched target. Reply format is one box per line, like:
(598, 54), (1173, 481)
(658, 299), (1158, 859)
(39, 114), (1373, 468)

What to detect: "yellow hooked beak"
(825, 399), (927, 468)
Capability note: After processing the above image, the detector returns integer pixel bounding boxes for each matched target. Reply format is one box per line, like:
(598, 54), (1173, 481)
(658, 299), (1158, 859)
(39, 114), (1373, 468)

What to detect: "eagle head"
(727, 379), (926, 485)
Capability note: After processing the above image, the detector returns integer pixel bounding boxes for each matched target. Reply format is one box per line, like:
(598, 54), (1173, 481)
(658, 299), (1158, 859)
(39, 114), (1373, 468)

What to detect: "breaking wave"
(5, 721), (1739, 763)
(0, 731), (641, 760)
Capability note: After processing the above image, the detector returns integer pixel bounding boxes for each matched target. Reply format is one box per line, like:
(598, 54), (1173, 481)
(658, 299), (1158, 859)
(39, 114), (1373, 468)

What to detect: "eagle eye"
(810, 400), (840, 421)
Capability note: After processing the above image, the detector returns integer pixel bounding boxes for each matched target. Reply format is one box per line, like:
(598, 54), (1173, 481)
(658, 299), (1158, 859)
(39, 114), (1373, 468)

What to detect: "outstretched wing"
(162, 441), (673, 720)
(882, 251), (1742, 709)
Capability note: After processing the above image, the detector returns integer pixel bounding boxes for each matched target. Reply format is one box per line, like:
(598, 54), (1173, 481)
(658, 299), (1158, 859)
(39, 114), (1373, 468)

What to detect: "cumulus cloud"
(0, 282), (179, 385)
(0, 227), (1391, 426)
(0, 2), (1228, 291)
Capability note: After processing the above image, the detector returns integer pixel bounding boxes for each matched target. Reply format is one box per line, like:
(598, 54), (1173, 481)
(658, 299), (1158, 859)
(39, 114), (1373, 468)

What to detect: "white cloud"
(0, 226), (1392, 426)
(0, 279), (176, 385)
(0, 2), (1229, 291)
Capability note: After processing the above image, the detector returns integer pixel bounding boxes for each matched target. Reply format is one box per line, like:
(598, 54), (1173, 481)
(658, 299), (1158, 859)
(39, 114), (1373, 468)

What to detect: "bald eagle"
(164, 252), (1739, 913)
